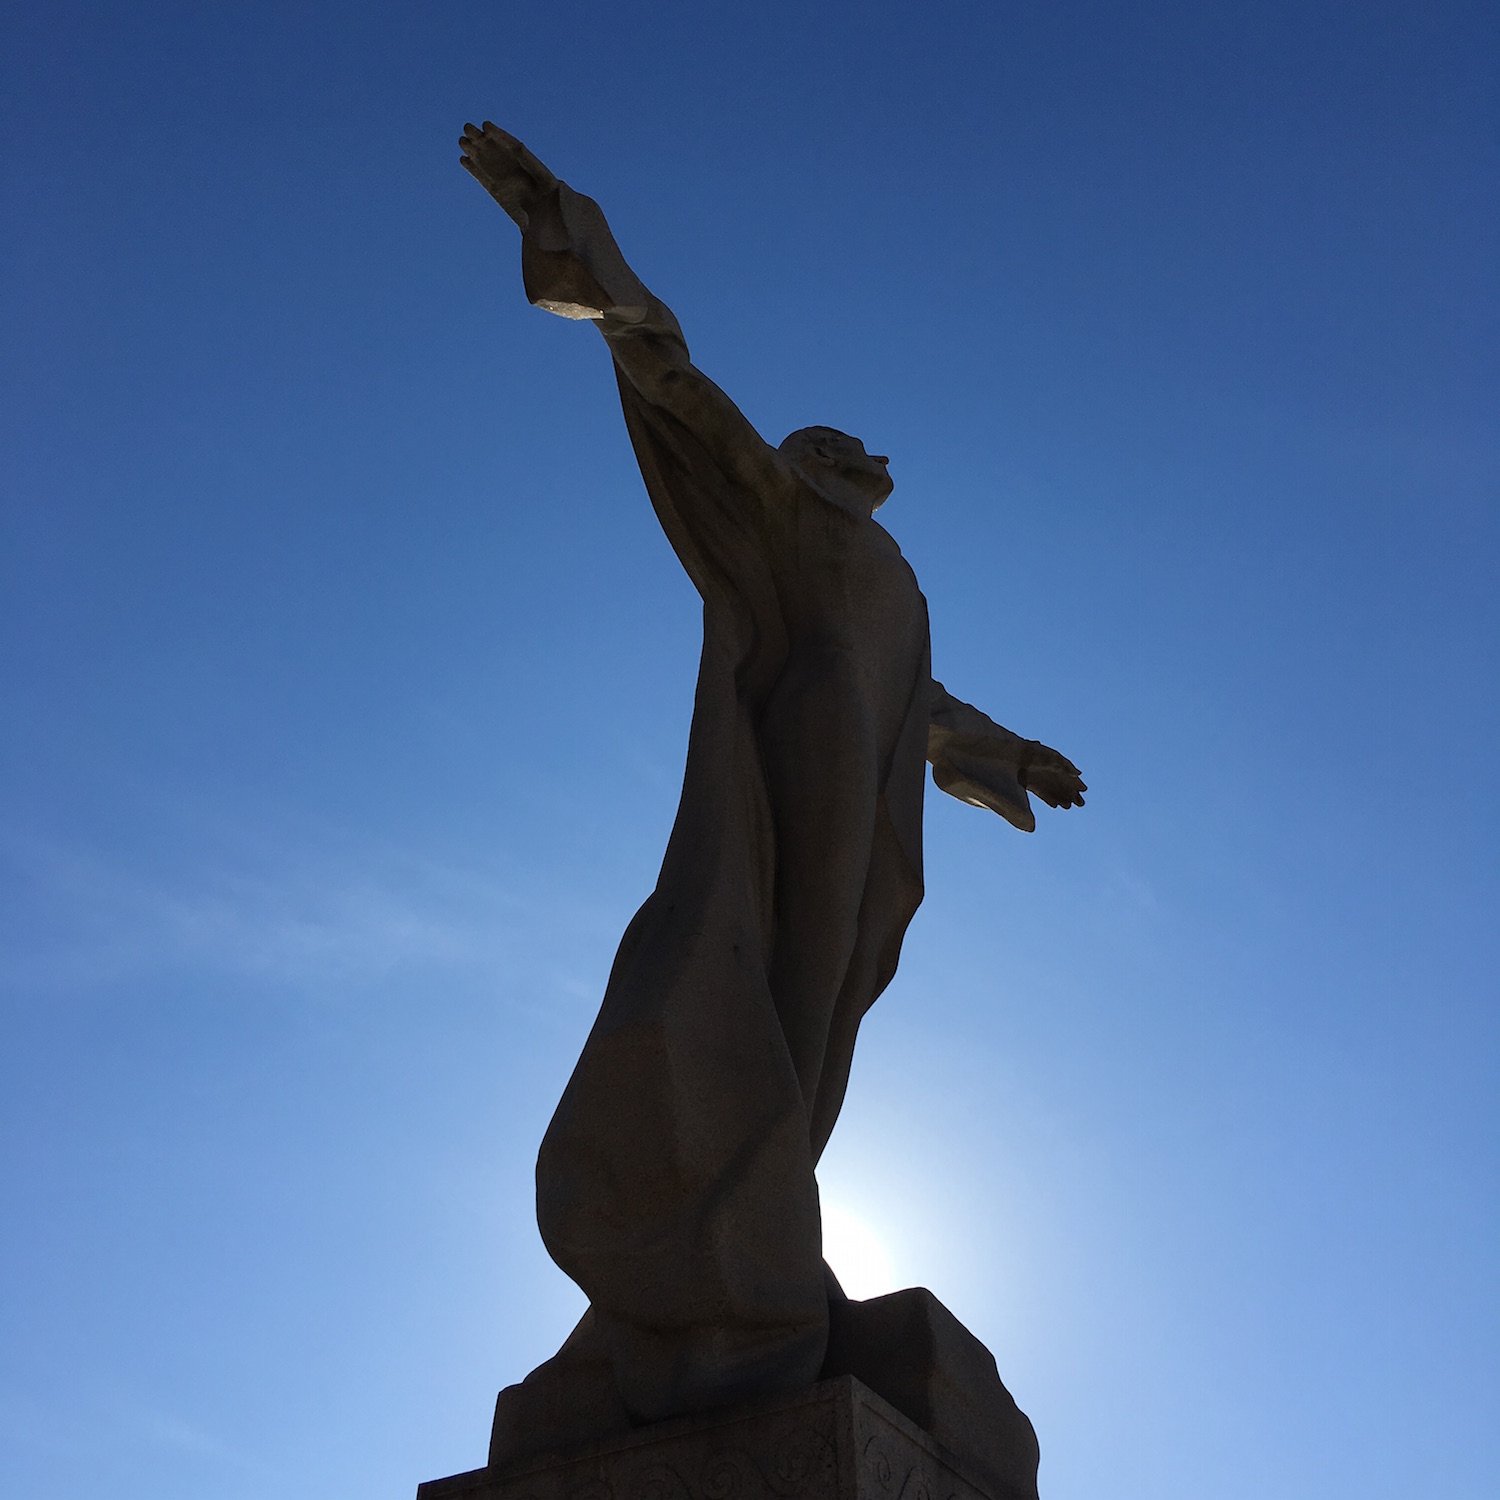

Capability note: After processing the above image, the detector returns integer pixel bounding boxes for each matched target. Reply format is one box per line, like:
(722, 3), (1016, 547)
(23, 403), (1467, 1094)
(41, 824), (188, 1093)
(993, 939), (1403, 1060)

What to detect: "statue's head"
(779, 426), (893, 517)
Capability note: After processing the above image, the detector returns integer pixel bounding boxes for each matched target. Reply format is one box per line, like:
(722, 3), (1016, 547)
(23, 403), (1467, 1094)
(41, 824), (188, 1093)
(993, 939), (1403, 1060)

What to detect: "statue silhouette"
(459, 123), (1083, 1500)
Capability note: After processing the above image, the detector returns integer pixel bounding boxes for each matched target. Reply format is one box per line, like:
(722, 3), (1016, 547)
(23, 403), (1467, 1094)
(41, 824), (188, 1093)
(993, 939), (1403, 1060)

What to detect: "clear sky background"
(2, 3), (1496, 1499)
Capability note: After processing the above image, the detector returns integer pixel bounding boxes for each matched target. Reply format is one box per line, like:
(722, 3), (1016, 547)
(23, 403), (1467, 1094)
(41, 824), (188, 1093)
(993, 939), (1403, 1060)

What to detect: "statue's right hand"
(460, 122), (559, 230)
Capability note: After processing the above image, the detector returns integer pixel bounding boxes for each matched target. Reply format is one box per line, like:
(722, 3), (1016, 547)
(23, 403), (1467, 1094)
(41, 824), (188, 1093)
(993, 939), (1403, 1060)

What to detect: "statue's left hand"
(1019, 744), (1087, 810)
(460, 122), (559, 231)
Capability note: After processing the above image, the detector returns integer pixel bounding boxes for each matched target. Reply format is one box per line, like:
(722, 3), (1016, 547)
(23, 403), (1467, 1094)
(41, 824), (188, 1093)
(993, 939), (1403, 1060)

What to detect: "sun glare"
(821, 1203), (897, 1301)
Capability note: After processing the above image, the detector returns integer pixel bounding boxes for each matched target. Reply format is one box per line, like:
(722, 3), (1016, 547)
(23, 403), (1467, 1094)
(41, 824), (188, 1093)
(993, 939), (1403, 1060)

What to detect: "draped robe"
(517, 192), (929, 1425)
(495, 186), (1045, 1455)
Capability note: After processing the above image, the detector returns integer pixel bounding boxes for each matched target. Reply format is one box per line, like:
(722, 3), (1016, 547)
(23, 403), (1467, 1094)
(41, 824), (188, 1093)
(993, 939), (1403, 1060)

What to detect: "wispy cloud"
(0, 1380), (272, 1482)
(0, 826), (616, 1000)
(136, 1408), (233, 1460)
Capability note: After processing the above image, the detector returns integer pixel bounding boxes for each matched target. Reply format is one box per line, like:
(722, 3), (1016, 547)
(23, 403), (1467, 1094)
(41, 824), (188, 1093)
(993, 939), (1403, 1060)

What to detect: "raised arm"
(460, 123), (789, 498)
(927, 681), (1085, 833)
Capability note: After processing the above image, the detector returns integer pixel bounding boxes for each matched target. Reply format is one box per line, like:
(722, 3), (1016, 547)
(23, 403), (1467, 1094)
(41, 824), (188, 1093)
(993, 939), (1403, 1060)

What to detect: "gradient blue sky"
(2, 3), (1496, 1498)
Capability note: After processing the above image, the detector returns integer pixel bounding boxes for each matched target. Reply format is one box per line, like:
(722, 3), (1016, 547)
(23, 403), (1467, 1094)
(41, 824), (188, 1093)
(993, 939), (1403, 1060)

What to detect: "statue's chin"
(788, 463), (882, 520)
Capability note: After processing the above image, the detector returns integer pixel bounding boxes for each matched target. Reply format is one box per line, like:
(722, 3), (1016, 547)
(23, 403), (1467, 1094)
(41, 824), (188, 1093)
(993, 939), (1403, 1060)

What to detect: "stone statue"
(458, 123), (1084, 1500)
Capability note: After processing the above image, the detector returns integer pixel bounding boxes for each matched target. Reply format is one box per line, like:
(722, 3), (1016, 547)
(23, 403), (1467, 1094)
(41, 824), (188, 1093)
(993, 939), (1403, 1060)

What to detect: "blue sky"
(1, 3), (1496, 1498)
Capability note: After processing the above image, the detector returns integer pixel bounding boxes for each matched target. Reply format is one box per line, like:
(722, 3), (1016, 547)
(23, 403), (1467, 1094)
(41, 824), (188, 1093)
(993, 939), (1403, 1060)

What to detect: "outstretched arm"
(927, 681), (1086, 833)
(460, 122), (788, 498)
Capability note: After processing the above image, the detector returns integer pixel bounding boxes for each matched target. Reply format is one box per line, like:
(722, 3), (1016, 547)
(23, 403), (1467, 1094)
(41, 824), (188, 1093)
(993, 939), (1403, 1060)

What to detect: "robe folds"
(523, 197), (934, 1426)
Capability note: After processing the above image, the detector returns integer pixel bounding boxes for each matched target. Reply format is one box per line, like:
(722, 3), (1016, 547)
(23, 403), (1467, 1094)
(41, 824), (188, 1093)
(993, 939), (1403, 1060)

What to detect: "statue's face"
(779, 427), (893, 516)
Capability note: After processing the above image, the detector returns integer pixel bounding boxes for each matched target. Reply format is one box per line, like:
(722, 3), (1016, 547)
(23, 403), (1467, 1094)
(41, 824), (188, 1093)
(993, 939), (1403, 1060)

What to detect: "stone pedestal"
(418, 1376), (1000, 1500)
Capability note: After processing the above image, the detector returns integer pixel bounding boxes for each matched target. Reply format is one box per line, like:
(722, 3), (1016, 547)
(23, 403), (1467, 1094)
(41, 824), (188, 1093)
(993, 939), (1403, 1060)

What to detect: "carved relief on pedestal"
(420, 1378), (994, 1500)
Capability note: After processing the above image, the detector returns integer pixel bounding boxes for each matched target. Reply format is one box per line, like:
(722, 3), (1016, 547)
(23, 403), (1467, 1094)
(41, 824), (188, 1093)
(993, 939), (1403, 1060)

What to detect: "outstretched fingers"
(468, 122), (557, 192)
(1031, 772), (1086, 809)
(459, 125), (493, 180)
(458, 121), (560, 233)
(1020, 745), (1086, 809)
